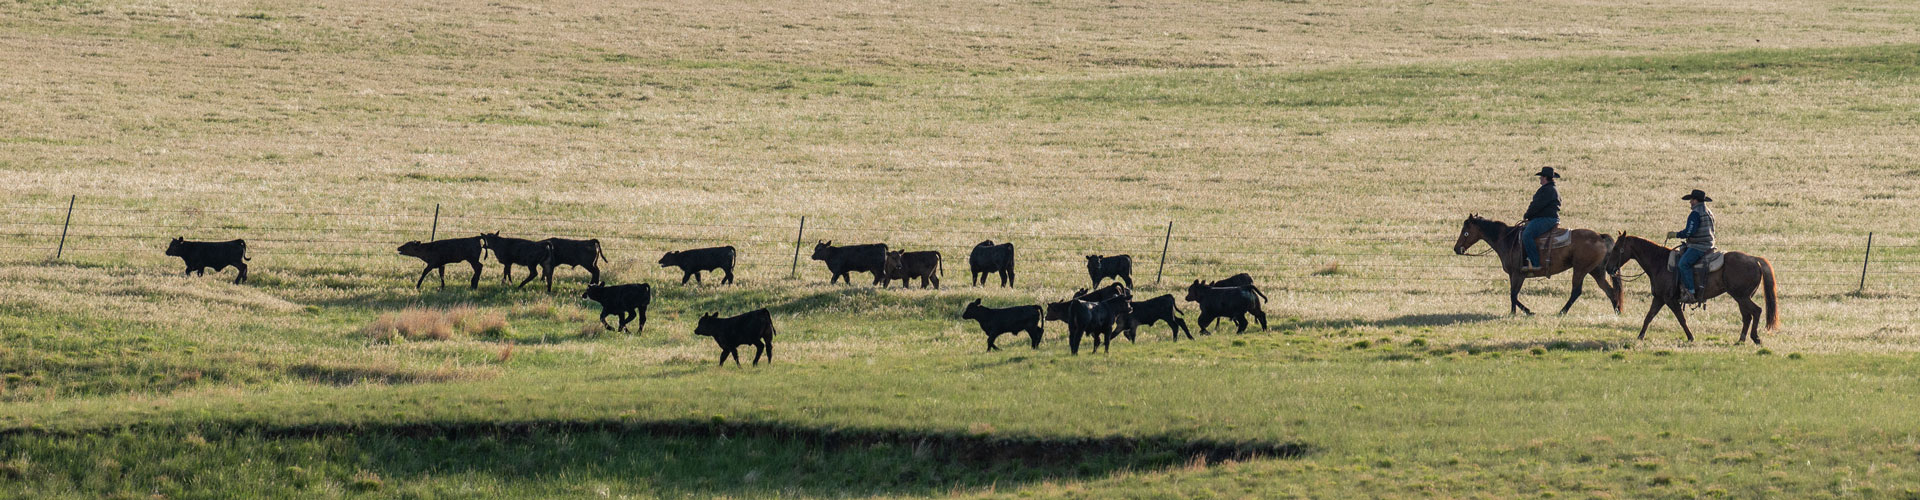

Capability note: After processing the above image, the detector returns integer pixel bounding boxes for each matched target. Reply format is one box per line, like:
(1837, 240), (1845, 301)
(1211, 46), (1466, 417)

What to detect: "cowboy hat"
(1681, 189), (1712, 202)
(1533, 167), (1561, 179)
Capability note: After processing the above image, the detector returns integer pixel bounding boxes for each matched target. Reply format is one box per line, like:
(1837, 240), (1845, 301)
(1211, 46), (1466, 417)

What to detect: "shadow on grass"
(1275, 312), (1505, 331)
(2, 419), (1309, 497)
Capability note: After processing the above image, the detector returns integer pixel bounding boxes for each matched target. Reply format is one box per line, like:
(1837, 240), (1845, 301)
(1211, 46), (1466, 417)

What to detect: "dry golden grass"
(360, 306), (509, 342)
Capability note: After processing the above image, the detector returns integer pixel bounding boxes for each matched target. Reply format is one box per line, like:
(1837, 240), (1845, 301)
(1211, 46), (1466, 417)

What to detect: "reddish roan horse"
(1603, 234), (1779, 344)
(1453, 215), (1621, 316)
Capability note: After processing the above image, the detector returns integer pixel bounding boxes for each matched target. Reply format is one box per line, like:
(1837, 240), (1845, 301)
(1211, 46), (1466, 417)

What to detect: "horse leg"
(1589, 268), (1620, 314)
(1666, 301), (1695, 342)
(1733, 293), (1763, 345)
(1637, 297), (1662, 340)
(1509, 275), (1532, 316)
(1557, 272), (1584, 315)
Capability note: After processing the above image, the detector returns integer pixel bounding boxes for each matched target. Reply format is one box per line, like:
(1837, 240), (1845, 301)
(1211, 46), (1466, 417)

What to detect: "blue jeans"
(1520, 217), (1557, 267)
(1677, 247), (1706, 294)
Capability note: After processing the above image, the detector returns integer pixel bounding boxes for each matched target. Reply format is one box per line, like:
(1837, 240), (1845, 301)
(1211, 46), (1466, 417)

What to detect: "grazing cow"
(1125, 294), (1192, 342)
(1184, 280), (1269, 334)
(659, 246), (736, 285)
(810, 241), (888, 285)
(581, 282), (651, 334)
(397, 237), (485, 290)
(1085, 255), (1134, 288)
(693, 309), (777, 367)
(164, 237), (250, 284)
(1204, 273), (1269, 301)
(882, 250), (943, 289)
(960, 299), (1044, 352)
(478, 232), (550, 289)
(968, 240), (1016, 287)
(538, 238), (605, 292)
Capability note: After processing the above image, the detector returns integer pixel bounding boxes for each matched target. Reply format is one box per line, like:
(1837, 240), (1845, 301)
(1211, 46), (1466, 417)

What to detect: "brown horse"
(1603, 234), (1779, 344)
(1453, 215), (1621, 316)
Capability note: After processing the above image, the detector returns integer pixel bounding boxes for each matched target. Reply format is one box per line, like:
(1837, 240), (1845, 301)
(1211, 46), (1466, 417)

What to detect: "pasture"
(4, 0), (1920, 497)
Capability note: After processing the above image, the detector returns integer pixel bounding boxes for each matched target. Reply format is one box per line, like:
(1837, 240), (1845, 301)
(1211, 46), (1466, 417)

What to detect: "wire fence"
(1, 198), (1914, 297)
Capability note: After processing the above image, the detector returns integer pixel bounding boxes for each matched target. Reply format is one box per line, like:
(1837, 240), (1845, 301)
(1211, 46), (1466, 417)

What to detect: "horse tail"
(1761, 256), (1779, 330)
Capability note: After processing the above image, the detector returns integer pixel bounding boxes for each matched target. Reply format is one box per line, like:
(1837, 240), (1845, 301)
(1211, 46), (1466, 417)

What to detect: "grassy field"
(5, 0), (1920, 497)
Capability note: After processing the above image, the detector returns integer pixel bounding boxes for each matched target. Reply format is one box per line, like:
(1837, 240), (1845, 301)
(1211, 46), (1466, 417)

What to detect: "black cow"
(968, 240), (1015, 287)
(479, 232), (550, 289)
(1204, 273), (1269, 301)
(810, 241), (888, 285)
(960, 299), (1043, 352)
(397, 237), (485, 290)
(882, 250), (942, 289)
(164, 237), (249, 284)
(1085, 254), (1134, 288)
(581, 282), (651, 333)
(659, 246), (736, 285)
(1072, 283), (1132, 302)
(538, 238), (605, 292)
(1184, 280), (1269, 334)
(1046, 296), (1132, 355)
(693, 309), (776, 367)
(1126, 294), (1192, 342)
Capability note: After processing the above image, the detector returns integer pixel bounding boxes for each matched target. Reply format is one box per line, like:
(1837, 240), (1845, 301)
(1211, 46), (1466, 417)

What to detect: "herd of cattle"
(161, 235), (1270, 365)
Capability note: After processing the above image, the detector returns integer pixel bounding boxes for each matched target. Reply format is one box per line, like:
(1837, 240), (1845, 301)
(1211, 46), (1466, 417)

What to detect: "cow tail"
(594, 239), (607, 263)
(935, 252), (944, 278)
(1250, 285), (1268, 302)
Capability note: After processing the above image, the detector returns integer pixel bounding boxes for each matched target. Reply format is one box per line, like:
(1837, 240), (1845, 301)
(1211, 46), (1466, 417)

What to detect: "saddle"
(1667, 248), (1726, 273)
(1534, 228), (1572, 250)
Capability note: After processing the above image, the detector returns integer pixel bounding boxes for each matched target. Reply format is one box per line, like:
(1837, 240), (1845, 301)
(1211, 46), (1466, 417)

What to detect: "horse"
(1453, 214), (1622, 316)
(1603, 234), (1779, 344)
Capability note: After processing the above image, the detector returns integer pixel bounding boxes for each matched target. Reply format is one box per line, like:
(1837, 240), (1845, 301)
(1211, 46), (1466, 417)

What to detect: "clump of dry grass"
(361, 306), (510, 342)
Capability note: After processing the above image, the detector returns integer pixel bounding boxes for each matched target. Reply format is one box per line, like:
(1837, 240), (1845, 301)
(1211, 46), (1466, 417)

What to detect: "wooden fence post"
(54, 195), (74, 260)
(1155, 221), (1172, 285)
(429, 204), (440, 241)
(1858, 232), (1874, 293)
(790, 216), (806, 279)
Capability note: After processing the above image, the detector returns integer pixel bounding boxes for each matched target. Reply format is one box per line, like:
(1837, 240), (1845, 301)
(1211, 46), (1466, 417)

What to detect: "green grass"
(6, 0), (1920, 497)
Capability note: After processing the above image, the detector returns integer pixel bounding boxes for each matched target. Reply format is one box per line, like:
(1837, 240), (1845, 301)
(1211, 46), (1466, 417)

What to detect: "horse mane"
(1467, 215), (1516, 241)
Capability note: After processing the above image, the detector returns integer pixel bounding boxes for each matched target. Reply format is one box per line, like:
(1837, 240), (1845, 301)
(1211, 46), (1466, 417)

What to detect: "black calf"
(693, 309), (777, 367)
(659, 246), (736, 285)
(165, 237), (250, 284)
(960, 299), (1043, 351)
(581, 282), (651, 333)
(1184, 280), (1269, 334)
(968, 240), (1015, 287)
(1085, 254), (1134, 288)
(397, 237), (485, 290)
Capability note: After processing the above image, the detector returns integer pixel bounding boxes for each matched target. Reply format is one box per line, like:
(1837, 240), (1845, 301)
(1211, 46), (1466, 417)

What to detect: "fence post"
(1155, 221), (1172, 285)
(429, 204), (440, 241)
(54, 195), (74, 260)
(1858, 232), (1874, 293)
(790, 216), (806, 279)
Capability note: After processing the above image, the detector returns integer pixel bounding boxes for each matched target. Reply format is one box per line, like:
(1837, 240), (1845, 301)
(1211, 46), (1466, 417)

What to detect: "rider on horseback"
(1667, 189), (1715, 303)
(1519, 167), (1561, 272)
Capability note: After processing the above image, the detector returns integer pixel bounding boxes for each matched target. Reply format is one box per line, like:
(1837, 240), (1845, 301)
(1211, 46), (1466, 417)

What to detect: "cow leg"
(930, 273), (939, 289)
(584, 263), (600, 285)
(600, 312), (615, 331)
(1068, 330), (1082, 355)
(414, 266), (433, 290)
(716, 349), (730, 367)
(516, 265), (540, 290)
(232, 262), (248, 284)
(721, 267), (733, 284)
(437, 266), (448, 289)
(543, 264), (556, 293)
(763, 338), (772, 364)
(987, 332), (1000, 352)
(1005, 270), (1015, 287)
(1027, 327), (1042, 349)
(681, 271), (694, 285)
(1232, 314), (1249, 334)
(617, 311), (634, 333)
(633, 309), (647, 335)
(1173, 317), (1192, 341)
(502, 264), (512, 284)
(1196, 312), (1215, 334)
(1121, 274), (1134, 289)
(751, 342), (765, 365)
(466, 260), (482, 290)
(1667, 301), (1696, 342)
(1250, 308), (1268, 330)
